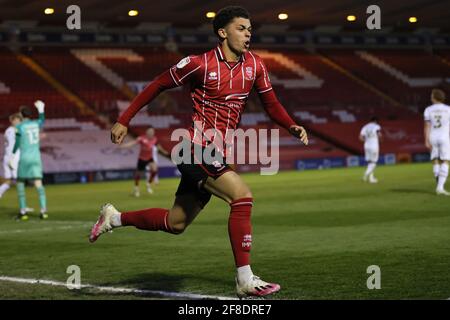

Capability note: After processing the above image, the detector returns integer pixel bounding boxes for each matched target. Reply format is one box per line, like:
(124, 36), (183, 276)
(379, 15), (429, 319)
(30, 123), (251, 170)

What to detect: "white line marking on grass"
(35, 220), (90, 225)
(0, 276), (237, 300)
(0, 224), (91, 235)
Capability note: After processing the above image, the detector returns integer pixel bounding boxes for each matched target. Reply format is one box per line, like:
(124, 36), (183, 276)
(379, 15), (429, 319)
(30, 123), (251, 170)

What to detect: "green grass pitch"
(0, 163), (449, 299)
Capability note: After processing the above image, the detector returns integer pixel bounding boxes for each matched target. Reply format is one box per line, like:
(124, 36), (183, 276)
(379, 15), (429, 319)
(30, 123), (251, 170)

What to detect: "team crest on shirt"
(176, 57), (190, 69)
(208, 71), (218, 80)
(245, 66), (254, 80)
(212, 160), (223, 168)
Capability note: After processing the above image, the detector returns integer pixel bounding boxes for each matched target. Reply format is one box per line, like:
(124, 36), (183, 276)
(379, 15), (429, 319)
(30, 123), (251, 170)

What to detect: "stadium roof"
(1, 0), (449, 31)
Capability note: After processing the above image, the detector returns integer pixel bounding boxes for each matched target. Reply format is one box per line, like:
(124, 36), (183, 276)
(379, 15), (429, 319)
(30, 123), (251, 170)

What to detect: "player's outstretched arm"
(114, 55), (202, 145)
(118, 71), (177, 125)
(119, 139), (138, 148)
(113, 67), (188, 144)
(259, 90), (308, 145)
(157, 143), (171, 158)
(34, 100), (45, 128)
(254, 57), (308, 145)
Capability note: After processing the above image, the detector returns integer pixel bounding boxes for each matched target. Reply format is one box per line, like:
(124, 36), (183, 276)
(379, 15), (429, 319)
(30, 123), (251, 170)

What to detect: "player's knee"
(170, 221), (187, 234)
(230, 189), (253, 203)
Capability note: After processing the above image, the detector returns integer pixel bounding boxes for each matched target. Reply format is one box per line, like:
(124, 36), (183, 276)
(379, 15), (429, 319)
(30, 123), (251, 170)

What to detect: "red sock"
(228, 197), (253, 267)
(149, 170), (157, 184)
(121, 208), (174, 233)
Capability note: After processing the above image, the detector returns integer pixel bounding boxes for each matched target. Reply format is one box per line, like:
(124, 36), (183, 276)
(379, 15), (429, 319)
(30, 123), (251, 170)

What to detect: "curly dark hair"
(213, 6), (250, 40)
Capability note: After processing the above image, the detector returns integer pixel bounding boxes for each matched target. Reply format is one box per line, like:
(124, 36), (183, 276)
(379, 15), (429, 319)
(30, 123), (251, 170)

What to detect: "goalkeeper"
(12, 100), (48, 220)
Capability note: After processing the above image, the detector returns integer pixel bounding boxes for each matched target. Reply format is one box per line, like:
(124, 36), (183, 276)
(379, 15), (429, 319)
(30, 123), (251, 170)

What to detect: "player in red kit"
(120, 127), (169, 196)
(89, 6), (308, 298)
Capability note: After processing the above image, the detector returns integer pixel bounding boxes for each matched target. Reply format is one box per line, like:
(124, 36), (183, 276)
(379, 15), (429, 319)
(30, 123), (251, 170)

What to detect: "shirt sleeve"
(254, 57), (273, 94)
(117, 56), (203, 127)
(360, 126), (366, 137)
(254, 56), (297, 130)
(258, 88), (296, 131)
(424, 108), (430, 121)
(169, 55), (203, 86)
(38, 112), (45, 128)
(117, 70), (178, 127)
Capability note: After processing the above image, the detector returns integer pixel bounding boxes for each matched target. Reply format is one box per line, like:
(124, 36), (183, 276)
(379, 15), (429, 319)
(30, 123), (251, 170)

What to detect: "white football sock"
(437, 163), (449, 191)
(0, 183), (10, 197)
(111, 212), (122, 227)
(433, 164), (440, 179)
(237, 265), (254, 284)
(365, 163), (376, 177)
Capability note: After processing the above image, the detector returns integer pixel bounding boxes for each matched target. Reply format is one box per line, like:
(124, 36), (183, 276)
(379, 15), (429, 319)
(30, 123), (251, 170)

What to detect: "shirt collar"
(215, 44), (246, 63)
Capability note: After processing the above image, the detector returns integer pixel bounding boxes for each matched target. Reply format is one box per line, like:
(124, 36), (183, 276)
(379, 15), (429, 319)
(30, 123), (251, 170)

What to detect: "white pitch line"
(1, 220), (89, 225)
(0, 224), (91, 235)
(0, 276), (237, 300)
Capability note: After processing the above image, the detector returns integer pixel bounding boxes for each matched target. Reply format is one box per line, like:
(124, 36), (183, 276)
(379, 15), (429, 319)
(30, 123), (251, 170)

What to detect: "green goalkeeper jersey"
(13, 113), (45, 178)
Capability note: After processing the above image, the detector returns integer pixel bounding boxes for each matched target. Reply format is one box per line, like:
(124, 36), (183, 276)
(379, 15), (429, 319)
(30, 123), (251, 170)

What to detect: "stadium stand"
(0, 44), (441, 169)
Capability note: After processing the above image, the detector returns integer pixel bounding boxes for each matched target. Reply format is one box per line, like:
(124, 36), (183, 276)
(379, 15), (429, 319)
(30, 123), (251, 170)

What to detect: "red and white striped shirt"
(169, 45), (274, 146)
(118, 45), (296, 149)
(137, 135), (157, 161)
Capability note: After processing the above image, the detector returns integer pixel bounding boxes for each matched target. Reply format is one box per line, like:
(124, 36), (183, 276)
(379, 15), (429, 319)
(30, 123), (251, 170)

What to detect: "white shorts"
(365, 148), (379, 163)
(430, 140), (450, 161)
(2, 157), (18, 180)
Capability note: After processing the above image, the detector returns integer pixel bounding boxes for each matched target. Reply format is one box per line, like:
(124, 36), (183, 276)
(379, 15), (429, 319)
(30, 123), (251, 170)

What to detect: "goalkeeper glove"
(34, 100), (45, 113)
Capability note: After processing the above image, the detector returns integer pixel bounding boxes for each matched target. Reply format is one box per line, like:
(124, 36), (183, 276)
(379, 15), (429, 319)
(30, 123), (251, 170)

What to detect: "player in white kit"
(151, 144), (160, 185)
(424, 89), (450, 196)
(0, 113), (23, 198)
(360, 117), (382, 183)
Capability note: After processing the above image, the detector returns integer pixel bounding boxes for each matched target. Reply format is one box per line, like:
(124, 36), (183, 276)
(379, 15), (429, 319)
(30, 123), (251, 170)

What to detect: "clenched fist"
(289, 125), (308, 146)
(110, 122), (128, 144)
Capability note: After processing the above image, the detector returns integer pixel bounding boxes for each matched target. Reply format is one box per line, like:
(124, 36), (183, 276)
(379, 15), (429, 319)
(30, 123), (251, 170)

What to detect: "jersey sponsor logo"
(208, 71), (218, 80)
(204, 99), (244, 109)
(225, 93), (249, 101)
(245, 66), (254, 80)
(176, 57), (190, 69)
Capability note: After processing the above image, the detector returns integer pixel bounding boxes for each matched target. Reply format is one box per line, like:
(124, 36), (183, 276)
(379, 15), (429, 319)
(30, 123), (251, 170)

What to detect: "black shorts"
(137, 158), (154, 171)
(175, 143), (233, 208)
